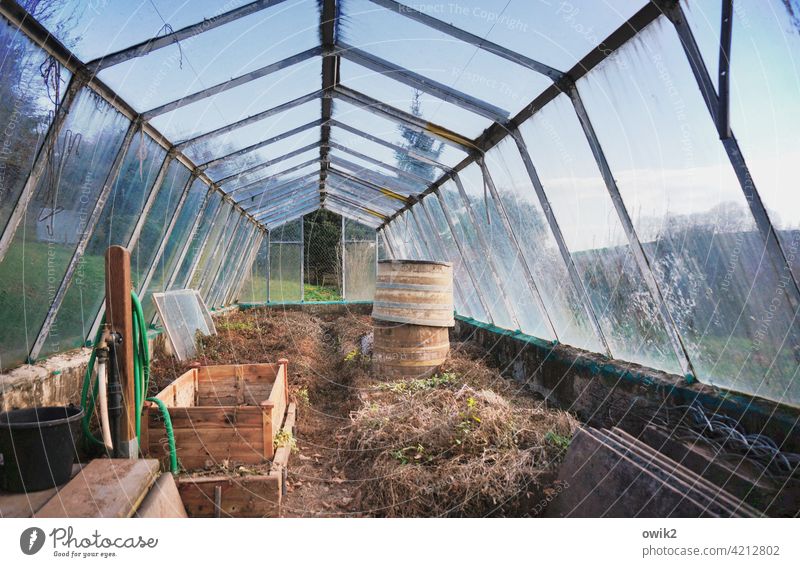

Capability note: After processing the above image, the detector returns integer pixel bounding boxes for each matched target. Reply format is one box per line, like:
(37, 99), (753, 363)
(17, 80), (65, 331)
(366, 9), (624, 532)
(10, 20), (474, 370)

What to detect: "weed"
(294, 387), (310, 406)
(378, 371), (459, 394)
(274, 429), (298, 453)
(216, 320), (255, 332)
(545, 431), (572, 451)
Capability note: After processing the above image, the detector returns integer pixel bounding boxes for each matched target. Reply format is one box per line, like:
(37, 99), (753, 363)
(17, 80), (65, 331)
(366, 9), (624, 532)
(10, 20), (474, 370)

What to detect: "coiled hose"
(81, 291), (178, 473)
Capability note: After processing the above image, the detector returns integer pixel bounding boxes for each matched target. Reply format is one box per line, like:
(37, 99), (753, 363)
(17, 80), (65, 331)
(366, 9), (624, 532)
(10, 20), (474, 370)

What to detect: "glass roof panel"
(266, 204), (321, 229)
(183, 98), (321, 163)
(338, 59), (492, 137)
(204, 126), (321, 181)
(97, 1), (320, 110)
(326, 176), (405, 214)
(332, 99), (467, 169)
(339, 0), (553, 115)
(243, 179), (320, 213)
(234, 167), (320, 203)
(391, 0), (646, 72)
(148, 56), (322, 141)
(223, 148), (320, 190)
(325, 203), (382, 228)
(24, 1), (312, 61)
(328, 149), (428, 192)
(328, 159), (423, 196)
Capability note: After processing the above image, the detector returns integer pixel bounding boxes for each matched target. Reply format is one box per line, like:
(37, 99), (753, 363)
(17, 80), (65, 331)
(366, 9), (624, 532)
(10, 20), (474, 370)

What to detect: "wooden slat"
(36, 459), (159, 518)
(176, 475), (280, 517)
(135, 473), (188, 518)
(272, 403), (297, 471)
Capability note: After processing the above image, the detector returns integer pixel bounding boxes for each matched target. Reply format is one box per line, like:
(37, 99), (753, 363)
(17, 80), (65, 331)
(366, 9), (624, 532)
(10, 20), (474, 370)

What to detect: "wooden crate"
(143, 360), (289, 471)
(177, 403), (297, 517)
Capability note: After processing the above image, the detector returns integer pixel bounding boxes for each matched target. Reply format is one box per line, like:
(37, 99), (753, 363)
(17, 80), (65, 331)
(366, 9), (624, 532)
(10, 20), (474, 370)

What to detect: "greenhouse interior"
(0, 0), (798, 520)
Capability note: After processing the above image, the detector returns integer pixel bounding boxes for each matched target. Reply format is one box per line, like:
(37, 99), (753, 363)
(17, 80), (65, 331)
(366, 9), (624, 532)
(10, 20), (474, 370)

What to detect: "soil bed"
(151, 308), (579, 517)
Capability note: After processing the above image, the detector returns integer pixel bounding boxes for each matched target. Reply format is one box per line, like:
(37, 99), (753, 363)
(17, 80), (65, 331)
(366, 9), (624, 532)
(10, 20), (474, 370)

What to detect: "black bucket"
(0, 405), (83, 493)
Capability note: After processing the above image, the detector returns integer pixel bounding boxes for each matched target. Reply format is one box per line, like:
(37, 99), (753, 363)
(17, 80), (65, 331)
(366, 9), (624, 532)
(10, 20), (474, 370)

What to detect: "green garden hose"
(81, 291), (178, 473)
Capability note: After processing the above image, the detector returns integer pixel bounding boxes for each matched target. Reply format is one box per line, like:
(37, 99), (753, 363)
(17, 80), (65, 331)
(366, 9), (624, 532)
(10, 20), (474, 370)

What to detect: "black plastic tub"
(0, 405), (83, 493)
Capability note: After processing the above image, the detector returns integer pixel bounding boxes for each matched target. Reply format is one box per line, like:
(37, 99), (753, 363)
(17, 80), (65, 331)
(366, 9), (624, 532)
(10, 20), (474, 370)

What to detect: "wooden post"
(105, 245), (137, 458)
(278, 358), (289, 405)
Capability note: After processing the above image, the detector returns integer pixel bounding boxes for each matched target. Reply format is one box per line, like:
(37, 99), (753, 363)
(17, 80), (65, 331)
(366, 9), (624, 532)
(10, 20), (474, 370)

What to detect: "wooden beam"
(104, 246), (137, 455)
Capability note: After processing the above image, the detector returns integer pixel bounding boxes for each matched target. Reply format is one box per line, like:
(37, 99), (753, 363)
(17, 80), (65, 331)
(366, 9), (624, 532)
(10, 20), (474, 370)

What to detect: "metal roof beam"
(243, 178), (321, 213)
(333, 86), (475, 151)
(199, 119), (322, 170)
(143, 46), (322, 119)
(86, 0), (291, 71)
(328, 155), (424, 193)
(319, 0), (339, 206)
(366, 0), (564, 80)
(327, 168), (411, 204)
(218, 142), (320, 185)
(227, 159), (320, 196)
(336, 41), (509, 121)
(329, 119), (451, 173)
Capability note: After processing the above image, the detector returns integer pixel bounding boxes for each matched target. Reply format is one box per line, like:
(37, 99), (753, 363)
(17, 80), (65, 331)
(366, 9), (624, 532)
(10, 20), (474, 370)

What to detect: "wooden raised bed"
(176, 403), (297, 518)
(143, 360), (289, 471)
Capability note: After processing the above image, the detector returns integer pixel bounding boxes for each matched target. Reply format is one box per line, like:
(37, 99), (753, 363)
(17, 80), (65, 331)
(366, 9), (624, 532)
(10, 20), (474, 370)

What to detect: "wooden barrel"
(372, 321), (450, 379)
(372, 260), (454, 327)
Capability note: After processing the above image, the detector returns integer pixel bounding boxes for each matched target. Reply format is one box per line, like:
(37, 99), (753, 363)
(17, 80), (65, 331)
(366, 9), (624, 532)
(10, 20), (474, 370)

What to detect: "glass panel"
(223, 148), (319, 191)
(200, 213), (243, 299)
(578, 18), (800, 403)
(455, 164), (554, 339)
(325, 202), (382, 228)
(0, 18), (71, 236)
(328, 148), (428, 194)
(269, 219), (303, 301)
(326, 177), (404, 215)
(149, 56), (322, 141)
(208, 221), (250, 307)
(332, 99), (467, 170)
(172, 191), (223, 290)
(0, 89), (128, 369)
(183, 98), (321, 164)
(144, 178), (209, 322)
(438, 180), (515, 330)
(204, 126), (321, 182)
(392, 0), (646, 72)
(189, 200), (233, 288)
(485, 138), (603, 352)
(130, 160), (192, 290)
(98, 1), (320, 110)
(344, 232), (376, 301)
(339, 58), (492, 137)
(681, 0), (722, 89)
(22, 0), (315, 62)
(519, 93), (680, 374)
(730, 1), (800, 282)
(339, 0), (553, 115)
(422, 196), (487, 322)
(237, 168), (319, 206)
(239, 234), (269, 303)
(40, 135), (167, 357)
(266, 204), (319, 230)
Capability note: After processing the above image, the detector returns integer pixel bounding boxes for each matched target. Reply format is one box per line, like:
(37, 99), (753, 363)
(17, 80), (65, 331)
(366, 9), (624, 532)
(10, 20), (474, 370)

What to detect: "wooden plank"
(105, 246), (136, 447)
(36, 459), (159, 518)
(0, 465), (82, 518)
(272, 403), (297, 471)
(135, 473), (188, 518)
(261, 401), (274, 460)
(176, 475), (280, 517)
(149, 407), (264, 428)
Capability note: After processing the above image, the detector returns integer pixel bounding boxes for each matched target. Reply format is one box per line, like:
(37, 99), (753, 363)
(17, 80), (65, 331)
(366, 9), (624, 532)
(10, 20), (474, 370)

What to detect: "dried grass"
(342, 342), (579, 517)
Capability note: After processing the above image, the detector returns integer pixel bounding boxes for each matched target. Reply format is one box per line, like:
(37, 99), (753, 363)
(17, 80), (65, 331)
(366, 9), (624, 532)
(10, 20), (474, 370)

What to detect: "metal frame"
(319, 0), (338, 207)
(200, 213), (244, 300)
(182, 197), (230, 292)
(0, 75), (84, 262)
(198, 119), (323, 171)
(27, 120), (140, 361)
(336, 42), (508, 120)
(366, 0), (563, 81)
(176, 90), (323, 151)
(566, 84), (696, 378)
(332, 86), (475, 151)
(217, 142), (320, 185)
(328, 153), (428, 190)
(136, 173), (198, 298)
(141, 47), (323, 119)
(327, 169), (410, 204)
(663, 1), (800, 314)
(228, 159), (320, 197)
(86, 0), (292, 71)
(510, 129), (611, 355)
(327, 140), (431, 188)
(164, 186), (216, 292)
(328, 120), (451, 174)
